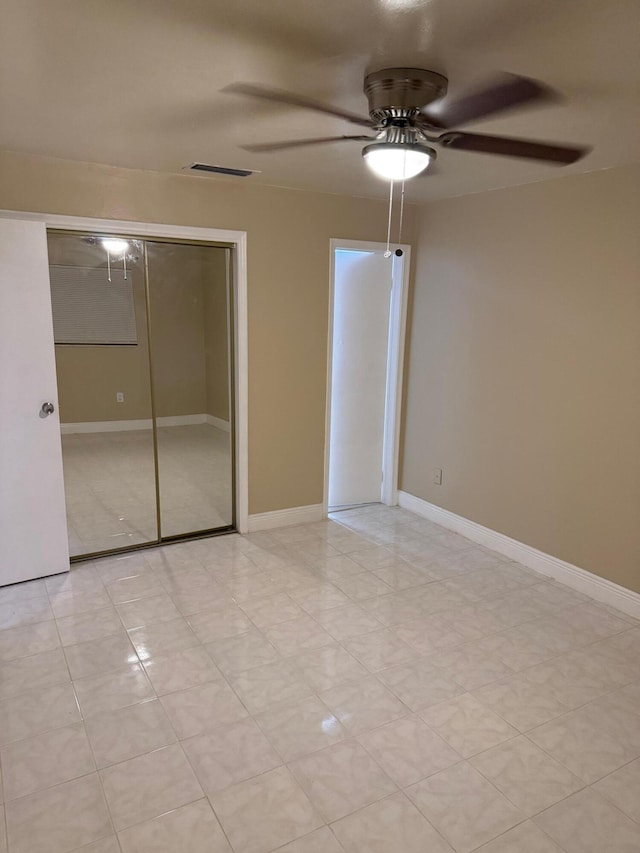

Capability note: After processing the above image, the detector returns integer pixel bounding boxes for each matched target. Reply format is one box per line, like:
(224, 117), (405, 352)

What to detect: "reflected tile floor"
(1, 505), (640, 852)
(62, 423), (232, 556)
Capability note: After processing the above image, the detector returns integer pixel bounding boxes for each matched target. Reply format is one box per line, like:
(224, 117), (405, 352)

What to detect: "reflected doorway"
(47, 231), (235, 559)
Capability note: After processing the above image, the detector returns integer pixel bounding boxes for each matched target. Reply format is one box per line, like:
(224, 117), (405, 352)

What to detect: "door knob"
(40, 402), (55, 416)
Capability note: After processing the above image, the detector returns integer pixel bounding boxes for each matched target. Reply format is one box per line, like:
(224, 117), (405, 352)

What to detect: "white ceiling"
(1, 0), (639, 202)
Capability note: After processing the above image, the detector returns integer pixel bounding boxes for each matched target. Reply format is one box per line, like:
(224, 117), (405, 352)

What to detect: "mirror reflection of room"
(47, 232), (234, 559)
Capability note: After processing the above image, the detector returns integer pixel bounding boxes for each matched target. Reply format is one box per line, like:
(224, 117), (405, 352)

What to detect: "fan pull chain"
(123, 251), (127, 280)
(385, 180), (394, 258)
(106, 248), (111, 282)
(397, 177), (406, 248)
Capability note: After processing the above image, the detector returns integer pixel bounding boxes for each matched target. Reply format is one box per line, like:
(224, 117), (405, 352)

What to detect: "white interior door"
(0, 218), (69, 585)
(328, 249), (393, 508)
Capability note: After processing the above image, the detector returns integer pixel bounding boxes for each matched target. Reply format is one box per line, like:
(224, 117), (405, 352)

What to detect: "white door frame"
(323, 238), (411, 516)
(0, 210), (249, 534)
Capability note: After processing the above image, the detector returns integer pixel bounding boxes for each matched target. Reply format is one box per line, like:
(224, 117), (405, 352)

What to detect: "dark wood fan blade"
(422, 74), (559, 129)
(223, 83), (372, 128)
(437, 131), (589, 164)
(241, 135), (374, 153)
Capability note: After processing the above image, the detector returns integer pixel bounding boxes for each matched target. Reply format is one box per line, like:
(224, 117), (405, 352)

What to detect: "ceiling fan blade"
(437, 131), (590, 164)
(241, 135), (374, 153)
(422, 73), (558, 129)
(223, 83), (372, 128)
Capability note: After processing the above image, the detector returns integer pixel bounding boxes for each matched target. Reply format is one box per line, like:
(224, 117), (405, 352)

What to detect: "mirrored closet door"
(47, 231), (234, 559)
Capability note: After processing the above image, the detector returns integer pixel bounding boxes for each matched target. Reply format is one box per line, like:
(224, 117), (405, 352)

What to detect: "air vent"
(183, 163), (256, 177)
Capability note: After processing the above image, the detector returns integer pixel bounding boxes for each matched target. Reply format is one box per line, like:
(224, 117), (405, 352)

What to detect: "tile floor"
(62, 423), (232, 556)
(1, 504), (639, 852)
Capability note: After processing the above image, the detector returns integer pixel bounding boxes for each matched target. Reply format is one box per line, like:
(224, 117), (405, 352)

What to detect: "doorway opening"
(47, 228), (240, 561)
(324, 239), (410, 515)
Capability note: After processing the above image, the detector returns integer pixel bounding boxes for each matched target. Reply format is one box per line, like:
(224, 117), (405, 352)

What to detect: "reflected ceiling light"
(362, 141), (435, 181)
(101, 238), (130, 282)
(101, 238), (129, 255)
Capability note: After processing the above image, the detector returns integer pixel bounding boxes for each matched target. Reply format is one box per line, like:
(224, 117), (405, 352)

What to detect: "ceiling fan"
(224, 68), (591, 181)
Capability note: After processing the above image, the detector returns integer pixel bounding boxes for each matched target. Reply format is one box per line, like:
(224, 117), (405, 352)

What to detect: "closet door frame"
(0, 209), (249, 536)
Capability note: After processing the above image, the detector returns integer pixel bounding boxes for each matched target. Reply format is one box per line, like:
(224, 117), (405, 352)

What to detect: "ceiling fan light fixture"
(362, 142), (435, 181)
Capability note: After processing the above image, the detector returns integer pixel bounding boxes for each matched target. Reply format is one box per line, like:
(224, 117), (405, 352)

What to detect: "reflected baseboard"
(61, 413), (231, 434)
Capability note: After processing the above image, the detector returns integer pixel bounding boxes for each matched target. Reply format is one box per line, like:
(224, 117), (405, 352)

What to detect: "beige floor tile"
(0, 722), (95, 800)
(0, 647), (70, 701)
(528, 705), (640, 783)
(377, 658), (464, 711)
(0, 681), (81, 745)
(159, 679), (248, 739)
(290, 740), (397, 822)
(84, 698), (176, 767)
(358, 716), (461, 787)
(343, 629), (419, 672)
(116, 593), (181, 630)
(255, 695), (346, 761)
(63, 633), (139, 680)
(0, 620), (59, 663)
(473, 820), (565, 852)
(117, 799), (232, 853)
(100, 743), (202, 831)
(210, 765), (322, 853)
(0, 596), (54, 632)
(332, 573), (393, 602)
(240, 592), (304, 629)
(143, 645), (221, 695)
(534, 788), (640, 852)
(72, 838), (121, 853)
(427, 643), (516, 690)
(56, 606), (126, 646)
(263, 615), (335, 657)
(470, 735), (584, 816)
(4, 773), (112, 853)
(312, 603), (383, 641)
(320, 676), (408, 734)
(289, 584), (351, 614)
(274, 826), (345, 852)
(128, 617), (199, 661)
(593, 756), (640, 822)
(228, 659), (314, 713)
(473, 673), (571, 732)
(330, 792), (454, 853)
(0, 807), (6, 853)
(407, 761), (523, 853)
(182, 717), (281, 795)
(371, 564), (430, 591)
(0, 578), (47, 605)
(293, 644), (368, 691)
(49, 588), (112, 619)
(74, 663), (155, 718)
(105, 573), (164, 605)
(206, 629), (280, 676)
(421, 693), (519, 757)
(187, 604), (254, 644)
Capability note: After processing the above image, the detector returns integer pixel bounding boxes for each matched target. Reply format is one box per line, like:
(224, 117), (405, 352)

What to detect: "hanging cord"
(106, 248), (111, 282)
(397, 176), (406, 248)
(385, 180), (394, 258)
(123, 250), (127, 280)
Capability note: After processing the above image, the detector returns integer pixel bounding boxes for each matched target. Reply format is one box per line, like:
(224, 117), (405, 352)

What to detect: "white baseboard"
(61, 413), (231, 435)
(398, 490), (640, 620)
(205, 414), (231, 432)
(248, 504), (324, 533)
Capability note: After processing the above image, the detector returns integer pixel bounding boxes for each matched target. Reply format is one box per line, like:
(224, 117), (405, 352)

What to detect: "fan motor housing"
(364, 68), (448, 122)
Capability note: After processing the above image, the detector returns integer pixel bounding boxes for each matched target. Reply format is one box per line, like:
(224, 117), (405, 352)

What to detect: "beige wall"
(0, 149), (414, 514)
(401, 164), (640, 593)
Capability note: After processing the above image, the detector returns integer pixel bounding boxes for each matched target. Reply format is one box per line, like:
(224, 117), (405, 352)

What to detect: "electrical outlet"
(433, 468), (443, 485)
(116, 392), (124, 403)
